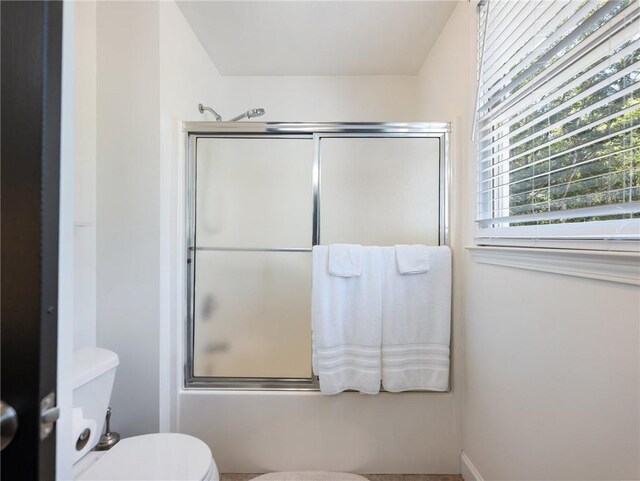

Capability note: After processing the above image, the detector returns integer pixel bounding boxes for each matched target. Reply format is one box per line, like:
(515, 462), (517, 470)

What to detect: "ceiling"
(176, 1), (457, 77)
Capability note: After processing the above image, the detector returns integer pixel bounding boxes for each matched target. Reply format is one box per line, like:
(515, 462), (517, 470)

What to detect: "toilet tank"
(72, 347), (119, 462)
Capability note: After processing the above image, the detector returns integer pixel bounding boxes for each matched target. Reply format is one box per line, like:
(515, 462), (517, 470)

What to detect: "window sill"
(466, 245), (640, 285)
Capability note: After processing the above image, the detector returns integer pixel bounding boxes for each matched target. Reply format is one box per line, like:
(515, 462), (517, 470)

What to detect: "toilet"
(71, 347), (218, 481)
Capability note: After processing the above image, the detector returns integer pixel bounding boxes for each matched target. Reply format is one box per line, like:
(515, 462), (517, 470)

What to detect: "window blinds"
(476, 0), (640, 240)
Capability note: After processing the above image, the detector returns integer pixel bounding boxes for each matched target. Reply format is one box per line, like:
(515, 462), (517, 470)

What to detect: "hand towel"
(381, 245), (451, 392)
(312, 245), (382, 394)
(328, 244), (363, 277)
(395, 244), (430, 274)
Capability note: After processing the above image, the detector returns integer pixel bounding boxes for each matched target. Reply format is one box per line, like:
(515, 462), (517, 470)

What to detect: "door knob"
(1, 401), (18, 451)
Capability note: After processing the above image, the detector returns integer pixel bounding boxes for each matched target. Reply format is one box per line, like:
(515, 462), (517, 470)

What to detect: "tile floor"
(220, 475), (463, 481)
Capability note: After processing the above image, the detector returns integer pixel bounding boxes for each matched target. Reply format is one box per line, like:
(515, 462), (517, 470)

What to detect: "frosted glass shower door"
(188, 130), (446, 384)
(320, 137), (441, 245)
(193, 138), (314, 378)
(195, 138), (313, 248)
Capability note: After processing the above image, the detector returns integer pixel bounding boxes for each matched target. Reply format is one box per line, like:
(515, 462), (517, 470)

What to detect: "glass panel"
(193, 251), (312, 378)
(196, 138), (313, 248)
(320, 137), (440, 245)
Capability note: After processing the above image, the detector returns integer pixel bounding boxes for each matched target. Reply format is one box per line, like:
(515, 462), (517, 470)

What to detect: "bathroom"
(1, 0), (639, 480)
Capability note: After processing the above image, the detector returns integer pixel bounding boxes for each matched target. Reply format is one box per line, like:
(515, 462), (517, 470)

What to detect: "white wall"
(464, 265), (640, 480)
(96, 0), (161, 437)
(416, 3), (640, 480)
(215, 75), (418, 122)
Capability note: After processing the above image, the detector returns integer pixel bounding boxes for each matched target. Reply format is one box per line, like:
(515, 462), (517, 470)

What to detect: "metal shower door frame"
(184, 122), (451, 391)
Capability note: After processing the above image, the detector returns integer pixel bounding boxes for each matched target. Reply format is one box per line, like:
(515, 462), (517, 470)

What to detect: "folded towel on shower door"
(328, 244), (363, 277)
(395, 244), (430, 274)
(312, 245), (382, 394)
(381, 245), (451, 392)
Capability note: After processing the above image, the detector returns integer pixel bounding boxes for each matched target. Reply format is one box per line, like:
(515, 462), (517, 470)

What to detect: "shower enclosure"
(185, 122), (450, 389)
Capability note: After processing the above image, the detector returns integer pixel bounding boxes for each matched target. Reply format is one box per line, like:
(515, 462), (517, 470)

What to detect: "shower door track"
(184, 122), (451, 391)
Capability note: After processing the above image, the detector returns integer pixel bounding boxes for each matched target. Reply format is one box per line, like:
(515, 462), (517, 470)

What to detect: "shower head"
(247, 108), (265, 118)
(229, 108), (266, 122)
(197, 103), (266, 122)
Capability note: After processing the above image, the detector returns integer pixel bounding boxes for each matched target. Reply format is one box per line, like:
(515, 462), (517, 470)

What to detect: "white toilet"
(71, 347), (219, 481)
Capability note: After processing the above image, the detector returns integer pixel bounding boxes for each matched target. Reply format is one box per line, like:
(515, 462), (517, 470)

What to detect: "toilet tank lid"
(73, 347), (119, 389)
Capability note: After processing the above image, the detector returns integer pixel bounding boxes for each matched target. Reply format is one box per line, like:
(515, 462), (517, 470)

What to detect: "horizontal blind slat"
(478, 168), (638, 207)
(479, 185), (640, 217)
(481, 0), (567, 74)
(477, 31), (640, 135)
(478, 47), (640, 148)
(478, 107), (640, 172)
(476, 218), (640, 239)
(483, 0), (524, 46)
(477, 198), (640, 225)
(479, 2), (639, 119)
(479, 0), (608, 109)
(478, 80), (640, 157)
(478, 146), (639, 194)
(479, 127), (640, 200)
(480, 0), (548, 76)
(480, 1), (582, 93)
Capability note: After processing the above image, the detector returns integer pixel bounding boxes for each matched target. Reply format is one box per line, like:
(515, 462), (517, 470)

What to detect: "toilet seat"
(76, 433), (217, 481)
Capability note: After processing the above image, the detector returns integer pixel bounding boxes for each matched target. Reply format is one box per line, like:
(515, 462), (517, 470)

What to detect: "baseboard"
(460, 452), (484, 481)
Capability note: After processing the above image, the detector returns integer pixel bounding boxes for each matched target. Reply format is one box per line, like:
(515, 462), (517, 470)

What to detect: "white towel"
(312, 245), (382, 394)
(381, 246), (451, 392)
(395, 244), (430, 274)
(328, 244), (363, 277)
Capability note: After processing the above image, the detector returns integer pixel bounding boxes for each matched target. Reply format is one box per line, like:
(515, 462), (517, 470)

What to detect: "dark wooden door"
(1, 1), (63, 480)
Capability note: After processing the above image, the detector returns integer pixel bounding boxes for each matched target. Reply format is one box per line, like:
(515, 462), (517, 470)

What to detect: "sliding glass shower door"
(193, 138), (314, 379)
(186, 123), (449, 388)
(320, 137), (440, 245)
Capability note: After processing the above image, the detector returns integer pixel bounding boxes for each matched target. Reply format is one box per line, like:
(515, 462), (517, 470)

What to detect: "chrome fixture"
(1, 401), (18, 451)
(40, 392), (60, 441)
(96, 407), (120, 451)
(198, 103), (222, 122)
(228, 108), (266, 122)
(197, 104), (265, 122)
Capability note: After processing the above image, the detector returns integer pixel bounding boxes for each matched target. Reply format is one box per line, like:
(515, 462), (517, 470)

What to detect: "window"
(475, 0), (640, 244)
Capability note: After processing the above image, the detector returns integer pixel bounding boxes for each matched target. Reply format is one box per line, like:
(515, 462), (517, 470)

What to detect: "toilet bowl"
(72, 347), (219, 481)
